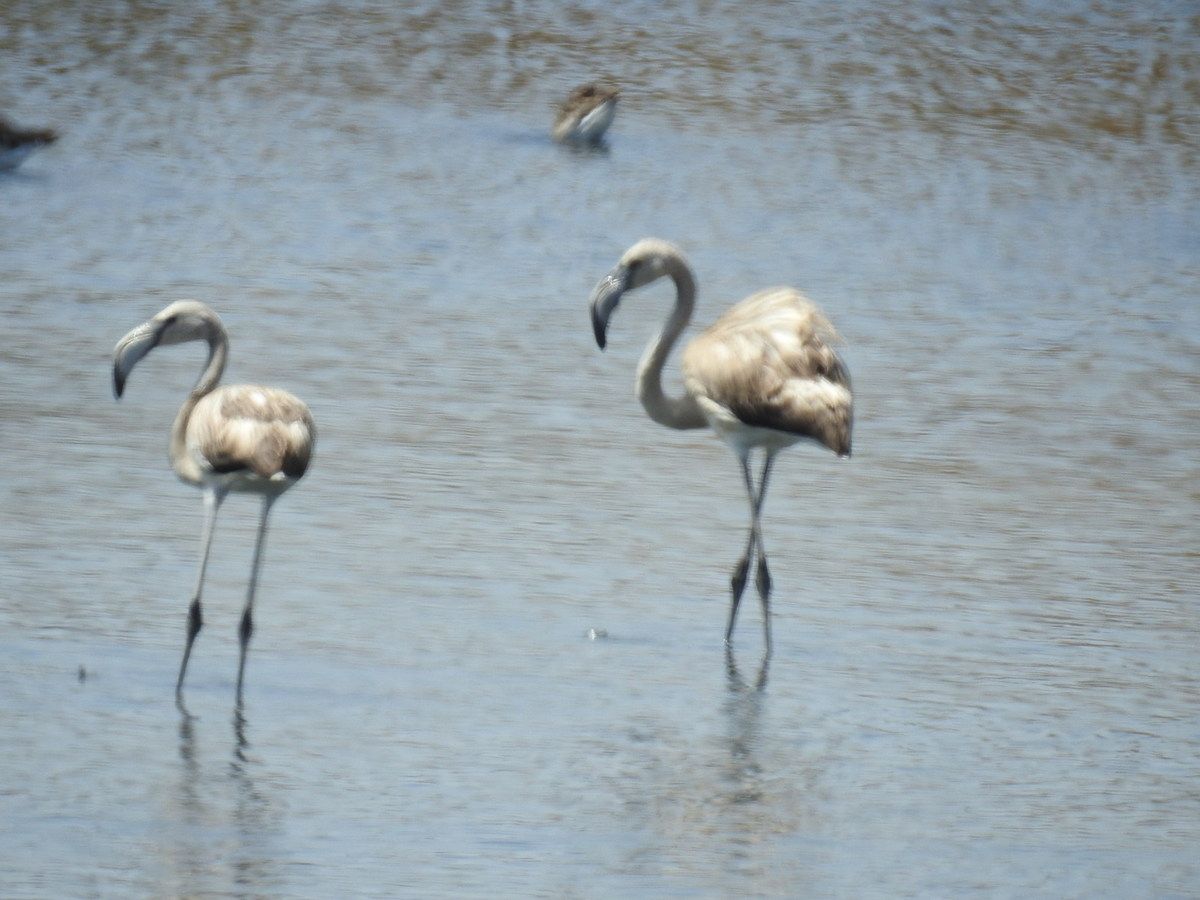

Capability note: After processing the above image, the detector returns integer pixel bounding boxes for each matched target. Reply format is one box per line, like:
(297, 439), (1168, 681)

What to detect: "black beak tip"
(113, 371), (125, 400)
(591, 312), (608, 350)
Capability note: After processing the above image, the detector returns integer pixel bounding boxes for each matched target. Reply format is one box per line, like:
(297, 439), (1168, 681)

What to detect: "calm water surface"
(2, 1), (1198, 896)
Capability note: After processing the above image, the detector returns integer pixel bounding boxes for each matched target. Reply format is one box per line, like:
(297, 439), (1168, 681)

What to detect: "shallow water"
(2, 1), (1198, 896)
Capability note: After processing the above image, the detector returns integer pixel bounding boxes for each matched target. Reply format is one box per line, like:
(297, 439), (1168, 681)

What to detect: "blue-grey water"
(2, 1), (1197, 896)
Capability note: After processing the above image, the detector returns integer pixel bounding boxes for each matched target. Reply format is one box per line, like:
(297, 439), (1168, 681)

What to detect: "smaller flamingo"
(113, 300), (316, 705)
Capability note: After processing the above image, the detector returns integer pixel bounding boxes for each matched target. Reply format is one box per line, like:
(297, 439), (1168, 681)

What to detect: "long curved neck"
(170, 333), (227, 483)
(635, 258), (708, 430)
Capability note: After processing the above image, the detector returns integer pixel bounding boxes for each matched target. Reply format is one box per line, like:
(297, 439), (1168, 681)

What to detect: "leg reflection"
(178, 709), (199, 800)
(724, 643), (770, 693)
(233, 706), (250, 765)
(721, 645), (769, 807)
(173, 706), (208, 891)
(228, 705), (276, 889)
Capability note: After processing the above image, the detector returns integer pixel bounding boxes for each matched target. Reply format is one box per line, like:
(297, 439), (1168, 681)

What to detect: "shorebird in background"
(113, 301), (315, 706)
(589, 239), (853, 651)
(552, 83), (618, 145)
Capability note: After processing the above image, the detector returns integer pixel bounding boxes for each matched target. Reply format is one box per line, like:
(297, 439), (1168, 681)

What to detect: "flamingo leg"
(727, 452), (777, 650)
(727, 453), (759, 644)
(752, 453), (776, 655)
(178, 485), (225, 702)
(236, 495), (274, 706)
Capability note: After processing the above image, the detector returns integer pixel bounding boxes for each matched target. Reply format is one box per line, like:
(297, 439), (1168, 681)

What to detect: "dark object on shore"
(0, 117), (58, 171)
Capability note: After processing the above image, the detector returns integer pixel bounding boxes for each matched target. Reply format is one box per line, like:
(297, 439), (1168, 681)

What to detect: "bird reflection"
(233, 706), (251, 765)
(174, 710), (212, 891)
(561, 138), (611, 157)
(174, 703), (274, 888)
(178, 710), (200, 810)
(725, 644), (770, 693)
(229, 706), (274, 888)
(230, 708), (268, 825)
(721, 646), (769, 809)
(176, 692), (195, 719)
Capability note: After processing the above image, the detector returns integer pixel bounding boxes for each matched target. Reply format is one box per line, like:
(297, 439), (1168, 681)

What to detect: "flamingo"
(589, 238), (852, 651)
(113, 300), (315, 705)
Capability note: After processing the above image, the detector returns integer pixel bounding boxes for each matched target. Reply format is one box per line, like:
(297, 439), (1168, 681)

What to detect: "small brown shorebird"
(552, 84), (619, 145)
(0, 117), (58, 171)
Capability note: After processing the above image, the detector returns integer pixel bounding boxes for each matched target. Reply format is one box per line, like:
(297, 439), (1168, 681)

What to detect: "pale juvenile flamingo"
(589, 239), (853, 651)
(113, 300), (315, 705)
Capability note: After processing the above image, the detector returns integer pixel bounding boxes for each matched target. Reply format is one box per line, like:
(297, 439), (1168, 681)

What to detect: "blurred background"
(1, 1), (1197, 895)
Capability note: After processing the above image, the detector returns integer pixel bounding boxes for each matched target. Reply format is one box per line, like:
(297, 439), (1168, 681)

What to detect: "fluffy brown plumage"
(190, 386), (315, 480)
(683, 287), (852, 457)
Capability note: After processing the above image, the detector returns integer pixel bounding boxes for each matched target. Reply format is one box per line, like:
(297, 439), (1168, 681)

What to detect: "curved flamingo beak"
(589, 265), (631, 350)
(112, 320), (161, 399)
